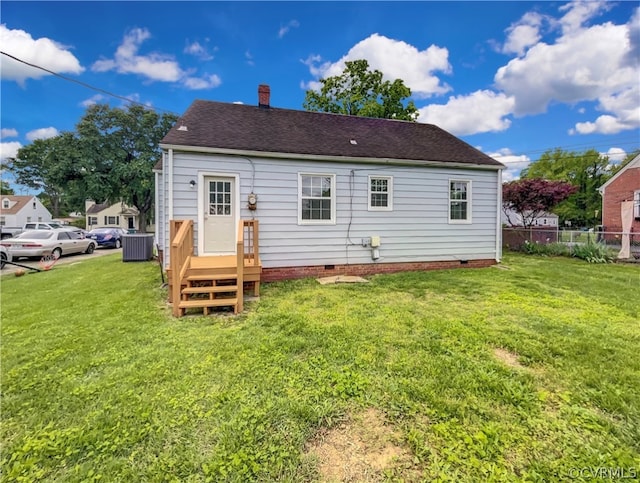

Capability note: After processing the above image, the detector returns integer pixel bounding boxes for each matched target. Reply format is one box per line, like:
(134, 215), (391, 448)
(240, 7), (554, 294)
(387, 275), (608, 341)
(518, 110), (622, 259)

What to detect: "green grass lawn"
(1, 253), (638, 482)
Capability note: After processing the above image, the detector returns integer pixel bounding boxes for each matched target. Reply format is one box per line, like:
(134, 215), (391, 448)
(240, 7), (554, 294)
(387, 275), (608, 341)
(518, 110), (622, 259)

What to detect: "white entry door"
(203, 176), (236, 253)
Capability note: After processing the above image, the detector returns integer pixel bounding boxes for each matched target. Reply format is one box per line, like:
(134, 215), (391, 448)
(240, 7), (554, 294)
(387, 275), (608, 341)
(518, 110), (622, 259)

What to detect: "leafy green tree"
(7, 132), (85, 216)
(0, 180), (14, 195)
(75, 104), (177, 232)
(608, 150), (640, 177)
(521, 148), (611, 227)
(303, 59), (418, 121)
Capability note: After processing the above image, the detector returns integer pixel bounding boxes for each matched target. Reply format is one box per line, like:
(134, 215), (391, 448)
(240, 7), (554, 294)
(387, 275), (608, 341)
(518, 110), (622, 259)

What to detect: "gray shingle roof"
(86, 202), (111, 214)
(160, 100), (503, 168)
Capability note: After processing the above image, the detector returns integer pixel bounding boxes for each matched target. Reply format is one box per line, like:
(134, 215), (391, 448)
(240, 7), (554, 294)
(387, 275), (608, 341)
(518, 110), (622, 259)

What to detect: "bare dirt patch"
(304, 407), (421, 482)
(493, 347), (526, 370)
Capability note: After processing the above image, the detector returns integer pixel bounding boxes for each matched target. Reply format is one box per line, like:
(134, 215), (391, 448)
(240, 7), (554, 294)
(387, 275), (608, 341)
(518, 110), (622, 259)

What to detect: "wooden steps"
(181, 285), (238, 294)
(178, 270), (240, 316)
(169, 219), (261, 317)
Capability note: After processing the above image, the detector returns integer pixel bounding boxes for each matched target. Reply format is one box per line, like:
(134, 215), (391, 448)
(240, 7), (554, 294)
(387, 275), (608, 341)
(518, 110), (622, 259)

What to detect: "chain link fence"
(502, 227), (640, 259)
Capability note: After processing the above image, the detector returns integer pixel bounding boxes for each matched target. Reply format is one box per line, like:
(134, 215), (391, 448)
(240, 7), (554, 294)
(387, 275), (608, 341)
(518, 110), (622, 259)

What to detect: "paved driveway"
(1, 247), (122, 276)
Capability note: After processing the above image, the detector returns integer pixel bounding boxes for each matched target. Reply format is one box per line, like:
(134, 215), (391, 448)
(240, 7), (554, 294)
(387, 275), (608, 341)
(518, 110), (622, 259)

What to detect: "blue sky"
(1, 0), (639, 190)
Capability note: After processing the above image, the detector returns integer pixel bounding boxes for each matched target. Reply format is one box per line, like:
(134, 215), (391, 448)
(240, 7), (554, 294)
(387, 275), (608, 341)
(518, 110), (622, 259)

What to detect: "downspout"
(495, 169), (503, 262)
(154, 170), (159, 248)
(167, 149), (174, 270)
(168, 149), (174, 221)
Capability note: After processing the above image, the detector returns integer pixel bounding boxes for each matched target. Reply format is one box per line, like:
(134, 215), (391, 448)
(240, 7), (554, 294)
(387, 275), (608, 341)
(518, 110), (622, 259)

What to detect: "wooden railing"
(242, 220), (259, 264)
(170, 219), (193, 316)
(236, 220), (245, 313)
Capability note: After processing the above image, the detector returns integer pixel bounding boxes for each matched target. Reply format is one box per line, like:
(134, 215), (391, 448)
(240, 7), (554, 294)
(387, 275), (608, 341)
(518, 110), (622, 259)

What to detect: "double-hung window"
(449, 180), (471, 223)
(368, 176), (393, 211)
(634, 190), (640, 219)
(299, 173), (335, 224)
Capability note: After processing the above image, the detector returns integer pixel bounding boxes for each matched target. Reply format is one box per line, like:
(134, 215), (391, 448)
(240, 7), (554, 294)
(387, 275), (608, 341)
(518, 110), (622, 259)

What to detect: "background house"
(156, 85), (504, 281)
(85, 200), (151, 232)
(598, 154), (640, 233)
(501, 208), (559, 228)
(0, 195), (52, 228)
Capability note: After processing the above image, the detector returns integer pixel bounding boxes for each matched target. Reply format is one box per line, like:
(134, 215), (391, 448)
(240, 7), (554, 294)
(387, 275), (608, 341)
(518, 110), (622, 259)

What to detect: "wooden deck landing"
(168, 219), (262, 317)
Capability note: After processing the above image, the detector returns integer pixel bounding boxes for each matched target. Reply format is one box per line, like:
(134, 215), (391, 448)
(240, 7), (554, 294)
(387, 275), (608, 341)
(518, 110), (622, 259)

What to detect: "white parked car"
(0, 245), (12, 269)
(1, 228), (96, 261)
(23, 221), (65, 231)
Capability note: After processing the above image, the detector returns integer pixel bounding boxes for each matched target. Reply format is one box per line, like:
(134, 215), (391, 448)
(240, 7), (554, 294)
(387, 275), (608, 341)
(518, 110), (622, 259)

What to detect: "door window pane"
(209, 181), (232, 216)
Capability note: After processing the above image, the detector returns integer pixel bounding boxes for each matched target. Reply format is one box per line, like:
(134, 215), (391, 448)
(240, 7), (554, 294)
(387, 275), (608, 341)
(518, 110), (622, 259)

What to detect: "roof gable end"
(599, 154), (640, 193)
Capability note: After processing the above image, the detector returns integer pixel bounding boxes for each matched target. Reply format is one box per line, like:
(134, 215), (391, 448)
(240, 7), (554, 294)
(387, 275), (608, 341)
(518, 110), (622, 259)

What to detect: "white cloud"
(1, 128), (18, 139)
(183, 74), (222, 90)
(0, 141), (22, 162)
(245, 51), (254, 67)
(81, 94), (106, 108)
(418, 90), (515, 136)
(494, 2), (639, 136)
(603, 147), (627, 163)
(278, 20), (300, 39)
(486, 148), (531, 182)
(558, 0), (611, 35)
(301, 55), (330, 83)
(626, 7), (640, 65)
(571, 84), (640, 134)
(184, 40), (214, 61)
(92, 28), (221, 89)
(502, 12), (545, 56)
(303, 33), (452, 98)
(92, 28), (183, 81)
(572, 115), (625, 135)
(0, 24), (84, 85)
(26, 127), (59, 141)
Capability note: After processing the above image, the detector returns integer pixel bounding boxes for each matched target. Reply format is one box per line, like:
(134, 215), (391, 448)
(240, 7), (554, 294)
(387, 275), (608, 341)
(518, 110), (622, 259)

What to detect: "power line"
(3, 51), (638, 161)
(1, 51), (180, 116)
(492, 137), (640, 162)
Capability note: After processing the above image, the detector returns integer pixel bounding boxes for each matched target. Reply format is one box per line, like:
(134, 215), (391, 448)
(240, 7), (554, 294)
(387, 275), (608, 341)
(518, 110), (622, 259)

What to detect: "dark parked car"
(87, 227), (126, 248)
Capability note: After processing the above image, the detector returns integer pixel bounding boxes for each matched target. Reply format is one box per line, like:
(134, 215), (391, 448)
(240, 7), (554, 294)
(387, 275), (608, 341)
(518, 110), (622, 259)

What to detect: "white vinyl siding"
(368, 176), (392, 211)
(161, 152), (500, 266)
(449, 179), (471, 224)
(298, 173), (336, 225)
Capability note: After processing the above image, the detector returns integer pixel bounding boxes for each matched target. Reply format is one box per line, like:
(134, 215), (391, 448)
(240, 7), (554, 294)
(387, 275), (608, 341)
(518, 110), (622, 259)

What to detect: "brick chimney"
(258, 84), (270, 108)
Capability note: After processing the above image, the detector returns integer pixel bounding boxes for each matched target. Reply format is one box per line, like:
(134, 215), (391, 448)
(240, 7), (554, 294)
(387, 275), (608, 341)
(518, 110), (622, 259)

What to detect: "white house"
(0, 195), (52, 228)
(501, 207), (559, 228)
(157, 84), (504, 278)
(85, 200), (151, 232)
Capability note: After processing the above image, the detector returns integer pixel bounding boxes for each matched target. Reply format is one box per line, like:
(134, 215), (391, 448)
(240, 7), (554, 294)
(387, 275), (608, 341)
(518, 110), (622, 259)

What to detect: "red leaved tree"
(503, 178), (577, 228)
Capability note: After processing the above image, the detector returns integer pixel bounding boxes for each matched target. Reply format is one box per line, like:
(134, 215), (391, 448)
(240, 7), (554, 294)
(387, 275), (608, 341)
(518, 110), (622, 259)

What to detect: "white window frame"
(368, 175), (393, 211)
(448, 179), (472, 224)
(298, 173), (336, 225)
(634, 190), (640, 218)
(2, 200), (9, 209)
